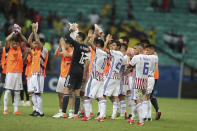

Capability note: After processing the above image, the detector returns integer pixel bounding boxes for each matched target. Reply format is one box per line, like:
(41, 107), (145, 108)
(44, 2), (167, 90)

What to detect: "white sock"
(31, 94), (37, 111)
(90, 99), (92, 113)
(120, 100), (126, 117)
(136, 103), (143, 123)
(142, 100), (149, 119)
(147, 100), (152, 118)
(13, 91), (20, 112)
(36, 94), (43, 114)
(99, 100), (106, 117)
(69, 109), (73, 116)
(130, 100), (136, 120)
(112, 102), (118, 117)
(4, 90), (11, 111)
(59, 109), (62, 113)
(84, 99), (91, 117)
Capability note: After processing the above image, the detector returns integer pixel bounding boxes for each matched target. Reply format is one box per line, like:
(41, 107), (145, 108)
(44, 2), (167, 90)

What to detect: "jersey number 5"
(143, 62), (149, 75)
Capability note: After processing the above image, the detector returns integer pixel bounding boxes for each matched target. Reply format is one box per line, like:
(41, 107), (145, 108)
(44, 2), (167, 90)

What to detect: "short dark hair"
(140, 39), (150, 46)
(111, 40), (121, 48)
(40, 38), (45, 44)
(146, 44), (155, 49)
(120, 36), (129, 44)
(94, 37), (104, 48)
(11, 34), (20, 42)
(121, 43), (128, 51)
(78, 32), (86, 41)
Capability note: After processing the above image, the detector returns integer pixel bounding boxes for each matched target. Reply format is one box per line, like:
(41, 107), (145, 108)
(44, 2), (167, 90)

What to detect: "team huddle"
(0, 22), (161, 126)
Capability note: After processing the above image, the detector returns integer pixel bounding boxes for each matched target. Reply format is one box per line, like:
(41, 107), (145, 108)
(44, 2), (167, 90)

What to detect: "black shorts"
(0, 73), (6, 84)
(64, 74), (83, 90)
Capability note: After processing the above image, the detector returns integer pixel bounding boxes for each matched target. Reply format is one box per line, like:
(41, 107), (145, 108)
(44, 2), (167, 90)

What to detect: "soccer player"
(80, 28), (108, 121)
(28, 23), (48, 117)
(3, 24), (29, 115)
(52, 38), (73, 118)
(61, 24), (89, 118)
(0, 42), (15, 104)
(142, 44), (158, 121)
(118, 43), (129, 119)
(127, 43), (151, 126)
(100, 34), (124, 121)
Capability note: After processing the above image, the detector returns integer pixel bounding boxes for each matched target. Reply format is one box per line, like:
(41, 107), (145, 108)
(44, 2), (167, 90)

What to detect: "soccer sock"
(136, 103), (144, 123)
(98, 102), (100, 114)
(0, 86), (4, 100)
(147, 100), (152, 118)
(99, 100), (106, 117)
(150, 97), (159, 112)
(4, 90), (11, 111)
(31, 94), (37, 111)
(13, 91), (20, 112)
(120, 100), (126, 117)
(69, 109), (73, 117)
(83, 99), (91, 117)
(20, 90), (24, 101)
(90, 99), (92, 113)
(74, 96), (80, 115)
(142, 100), (149, 119)
(59, 109), (62, 113)
(36, 94), (43, 114)
(62, 94), (69, 113)
(112, 102), (118, 117)
(11, 90), (15, 104)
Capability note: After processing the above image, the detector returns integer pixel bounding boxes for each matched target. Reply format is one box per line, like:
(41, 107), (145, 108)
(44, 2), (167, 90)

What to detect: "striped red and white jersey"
(107, 50), (124, 80)
(130, 54), (151, 89)
(91, 48), (108, 82)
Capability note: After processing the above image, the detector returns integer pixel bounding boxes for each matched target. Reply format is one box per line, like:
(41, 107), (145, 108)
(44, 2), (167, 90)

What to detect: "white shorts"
(119, 85), (128, 96)
(84, 78), (95, 97)
(104, 79), (120, 97)
(89, 80), (104, 99)
(28, 74), (44, 93)
(131, 88), (146, 101)
(5, 73), (23, 91)
(56, 77), (66, 93)
(146, 77), (155, 95)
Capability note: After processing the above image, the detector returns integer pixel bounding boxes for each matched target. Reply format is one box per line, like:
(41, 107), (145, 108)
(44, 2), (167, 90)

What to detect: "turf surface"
(0, 93), (197, 131)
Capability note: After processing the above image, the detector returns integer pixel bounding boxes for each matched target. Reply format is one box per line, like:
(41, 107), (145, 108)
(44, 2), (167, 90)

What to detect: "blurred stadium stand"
(0, 0), (197, 97)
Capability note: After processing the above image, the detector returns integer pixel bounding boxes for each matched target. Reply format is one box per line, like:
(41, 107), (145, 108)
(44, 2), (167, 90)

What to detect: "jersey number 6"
(143, 62), (149, 75)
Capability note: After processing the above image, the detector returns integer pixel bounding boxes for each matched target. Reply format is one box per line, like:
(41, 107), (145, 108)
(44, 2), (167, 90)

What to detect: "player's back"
(94, 48), (108, 73)
(132, 54), (150, 79)
(108, 50), (124, 80)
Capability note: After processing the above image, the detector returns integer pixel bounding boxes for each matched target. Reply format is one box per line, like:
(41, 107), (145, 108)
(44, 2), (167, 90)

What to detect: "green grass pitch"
(0, 93), (197, 131)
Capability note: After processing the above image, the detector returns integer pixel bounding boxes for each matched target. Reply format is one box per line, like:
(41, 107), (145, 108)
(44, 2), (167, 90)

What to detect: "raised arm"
(5, 32), (14, 49)
(87, 29), (96, 51)
(104, 34), (112, 53)
(28, 32), (34, 48)
(60, 37), (73, 57)
(54, 39), (63, 57)
(32, 23), (42, 49)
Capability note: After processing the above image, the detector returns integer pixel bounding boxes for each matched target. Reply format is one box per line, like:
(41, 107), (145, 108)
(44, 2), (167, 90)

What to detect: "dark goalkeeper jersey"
(64, 31), (89, 76)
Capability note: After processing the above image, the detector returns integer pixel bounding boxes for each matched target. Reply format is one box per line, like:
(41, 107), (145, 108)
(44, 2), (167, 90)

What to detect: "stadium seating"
(0, 0), (196, 67)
